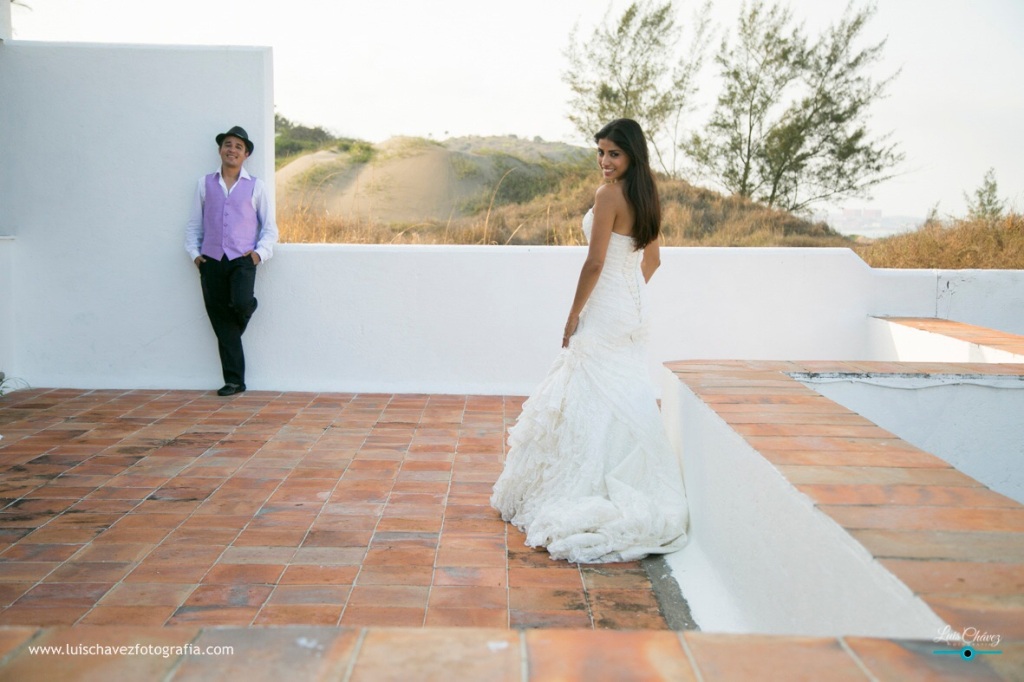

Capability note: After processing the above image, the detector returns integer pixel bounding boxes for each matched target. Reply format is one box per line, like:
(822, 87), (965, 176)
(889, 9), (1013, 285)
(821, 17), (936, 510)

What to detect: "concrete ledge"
(661, 359), (1024, 643)
(871, 316), (1024, 363)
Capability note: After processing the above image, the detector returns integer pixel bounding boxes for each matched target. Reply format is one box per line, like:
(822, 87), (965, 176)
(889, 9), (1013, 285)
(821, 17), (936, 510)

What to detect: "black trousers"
(199, 255), (258, 385)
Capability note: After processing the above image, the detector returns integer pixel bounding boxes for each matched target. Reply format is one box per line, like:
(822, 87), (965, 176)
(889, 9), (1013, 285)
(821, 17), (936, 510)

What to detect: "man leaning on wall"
(185, 125), (278, 396)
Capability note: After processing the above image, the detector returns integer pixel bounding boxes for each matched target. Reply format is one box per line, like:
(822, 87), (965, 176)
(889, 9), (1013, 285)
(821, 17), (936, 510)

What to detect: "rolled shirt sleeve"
(184, 179), (206, 262)
(252, 178), (278, 263)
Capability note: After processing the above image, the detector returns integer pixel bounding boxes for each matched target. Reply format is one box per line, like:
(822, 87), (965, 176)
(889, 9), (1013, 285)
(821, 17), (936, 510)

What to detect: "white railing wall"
(5, 235), (1024, 394)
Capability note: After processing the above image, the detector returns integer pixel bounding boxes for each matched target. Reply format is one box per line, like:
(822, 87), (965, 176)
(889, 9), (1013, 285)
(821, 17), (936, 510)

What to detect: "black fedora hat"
(215, 125), (254, 154)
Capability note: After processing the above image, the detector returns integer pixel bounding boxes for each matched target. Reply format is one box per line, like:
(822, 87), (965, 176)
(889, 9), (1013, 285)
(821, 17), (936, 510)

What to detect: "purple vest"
(201, 173), (258, 260)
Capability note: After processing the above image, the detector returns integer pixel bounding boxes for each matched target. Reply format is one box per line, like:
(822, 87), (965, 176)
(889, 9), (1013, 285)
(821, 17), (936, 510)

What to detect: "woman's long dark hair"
(594, 118), (661, 250)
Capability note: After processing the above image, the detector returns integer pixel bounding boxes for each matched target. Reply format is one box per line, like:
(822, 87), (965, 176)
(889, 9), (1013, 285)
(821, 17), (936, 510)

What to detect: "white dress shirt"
(185, 166), (278, 263)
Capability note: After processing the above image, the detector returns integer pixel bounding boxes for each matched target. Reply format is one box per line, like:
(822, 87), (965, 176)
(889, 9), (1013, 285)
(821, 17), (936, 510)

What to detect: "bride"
(490, 118), (689, 563)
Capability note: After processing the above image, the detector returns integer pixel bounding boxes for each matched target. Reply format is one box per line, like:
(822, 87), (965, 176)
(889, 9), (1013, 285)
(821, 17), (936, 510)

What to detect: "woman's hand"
(562, 315), (579, 348)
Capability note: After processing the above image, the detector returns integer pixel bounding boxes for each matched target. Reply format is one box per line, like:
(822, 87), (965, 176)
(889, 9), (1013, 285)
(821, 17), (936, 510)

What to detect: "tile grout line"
(167, 391), (303, 627)
(335, 393), (381, 627)
(838, 636), (881, 682)
(318, 392), (364, 628)
(518, 629), (530, 682)
(412, 395), (434, 627)
(339, 626), (369, 682)
(439, 394), (470, 626)
(675, 631), (705, 682)
(500, 395), (512, 629)
(253, 391), (348, 626)
(578, 561), (595, 629)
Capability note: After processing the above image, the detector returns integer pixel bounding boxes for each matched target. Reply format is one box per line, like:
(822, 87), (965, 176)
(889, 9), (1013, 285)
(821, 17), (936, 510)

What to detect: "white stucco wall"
(0, 40), (272, 389)
(231, 245), (880, 395)
(5, 226), (1024, 394)
(2, 232), (946, 394)
(868, 269), (1024, 336)
(937, 270), (1024, 335)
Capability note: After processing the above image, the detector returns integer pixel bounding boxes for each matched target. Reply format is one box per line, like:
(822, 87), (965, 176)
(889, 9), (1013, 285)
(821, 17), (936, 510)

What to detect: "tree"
(687, 1), (903, 213)
(274, 113), (336, 158)
(964, 168), (1005, 222)
(563, 0), (711, 177)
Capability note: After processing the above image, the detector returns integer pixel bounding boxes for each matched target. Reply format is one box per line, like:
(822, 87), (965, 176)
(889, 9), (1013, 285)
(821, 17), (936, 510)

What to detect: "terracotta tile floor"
(0, 389), (666, 631)
(1, 382), (1020, 679)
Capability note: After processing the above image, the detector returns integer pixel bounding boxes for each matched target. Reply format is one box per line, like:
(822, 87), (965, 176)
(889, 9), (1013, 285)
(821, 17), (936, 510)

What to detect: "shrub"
(857, 214), (1024, 269)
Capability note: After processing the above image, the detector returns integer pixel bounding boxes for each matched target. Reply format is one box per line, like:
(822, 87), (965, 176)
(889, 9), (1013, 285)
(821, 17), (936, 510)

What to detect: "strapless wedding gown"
(491, 208), (688, 563)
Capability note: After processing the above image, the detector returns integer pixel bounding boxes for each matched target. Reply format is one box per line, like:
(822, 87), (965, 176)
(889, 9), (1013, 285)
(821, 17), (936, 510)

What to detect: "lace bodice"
(580, 207), (647, 346)
(582, 207), (643, 270)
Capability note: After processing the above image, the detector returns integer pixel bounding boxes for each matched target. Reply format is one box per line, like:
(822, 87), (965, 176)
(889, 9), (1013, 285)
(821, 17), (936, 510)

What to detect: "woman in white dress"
(490, 119), (689, 563)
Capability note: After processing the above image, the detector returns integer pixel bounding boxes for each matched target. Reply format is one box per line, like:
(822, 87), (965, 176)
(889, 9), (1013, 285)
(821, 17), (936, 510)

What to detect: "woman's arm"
(563, 184), (623, 347)
(641, 237), (661, 283)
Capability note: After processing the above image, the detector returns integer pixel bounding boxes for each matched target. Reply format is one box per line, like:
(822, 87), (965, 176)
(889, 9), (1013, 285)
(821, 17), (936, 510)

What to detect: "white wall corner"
(864, 317), (899, 360)
(866, 268), (937, 319)
(937, 270), (1024, 335)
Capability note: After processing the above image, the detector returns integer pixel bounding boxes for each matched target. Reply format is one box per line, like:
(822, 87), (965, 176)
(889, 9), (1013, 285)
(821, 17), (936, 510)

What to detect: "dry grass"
(856, 214), (1024, 269)
(274, 134), (1020, 268)
(279, 173), (851, 248)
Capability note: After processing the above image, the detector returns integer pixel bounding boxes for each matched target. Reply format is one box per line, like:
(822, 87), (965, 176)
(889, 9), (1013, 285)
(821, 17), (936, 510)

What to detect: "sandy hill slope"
(276, 136), (590, 224)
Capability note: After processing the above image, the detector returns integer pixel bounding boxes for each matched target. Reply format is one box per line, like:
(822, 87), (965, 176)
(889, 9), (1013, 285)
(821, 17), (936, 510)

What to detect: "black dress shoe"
(217, 383), (246, 396)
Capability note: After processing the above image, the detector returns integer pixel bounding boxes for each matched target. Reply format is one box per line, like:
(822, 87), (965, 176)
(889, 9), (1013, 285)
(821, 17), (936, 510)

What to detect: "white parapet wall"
(936, 270), (1024, 336)
(868, 269), (1024, 337)
(207, 245), (886, 395)
(658, 367), (949, 637)
(5, 215), (1024, 395)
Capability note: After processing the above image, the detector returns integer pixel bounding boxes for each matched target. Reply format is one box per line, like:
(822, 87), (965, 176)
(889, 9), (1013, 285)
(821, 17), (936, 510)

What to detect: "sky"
(10, 0), (1024, 220)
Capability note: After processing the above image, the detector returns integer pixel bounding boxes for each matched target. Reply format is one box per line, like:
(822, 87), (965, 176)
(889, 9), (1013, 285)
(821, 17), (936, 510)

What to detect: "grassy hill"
(276, 135), (848, 248)
(274, 129), (1023, 268)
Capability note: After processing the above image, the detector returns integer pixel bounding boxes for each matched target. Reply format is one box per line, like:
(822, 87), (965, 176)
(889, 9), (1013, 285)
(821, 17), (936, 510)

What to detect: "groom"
(185, 125), (278, 396)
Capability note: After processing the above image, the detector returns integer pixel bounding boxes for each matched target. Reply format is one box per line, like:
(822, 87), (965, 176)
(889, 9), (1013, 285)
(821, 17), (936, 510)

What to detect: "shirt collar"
(216, 166), (252, 181)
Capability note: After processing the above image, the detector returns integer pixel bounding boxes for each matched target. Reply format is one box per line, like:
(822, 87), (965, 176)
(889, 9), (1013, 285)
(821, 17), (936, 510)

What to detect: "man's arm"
(185, 179), (206, 263)
(251, 178), (278, 264)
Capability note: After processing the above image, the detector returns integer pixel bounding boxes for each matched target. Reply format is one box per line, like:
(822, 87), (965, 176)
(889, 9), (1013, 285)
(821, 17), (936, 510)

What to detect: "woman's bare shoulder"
(594, 181), (627, 207)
